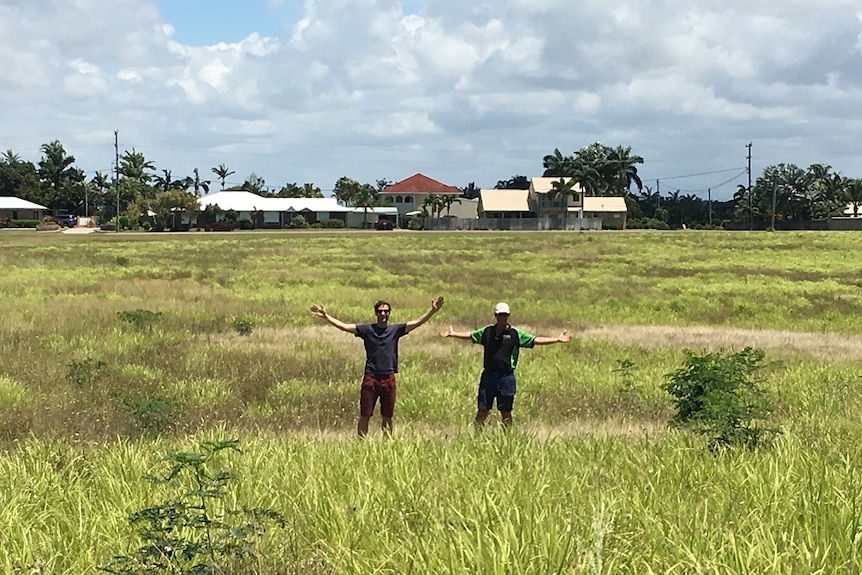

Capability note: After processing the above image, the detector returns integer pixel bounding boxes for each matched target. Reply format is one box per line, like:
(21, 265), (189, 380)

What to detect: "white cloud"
(1, 0), (861, 197)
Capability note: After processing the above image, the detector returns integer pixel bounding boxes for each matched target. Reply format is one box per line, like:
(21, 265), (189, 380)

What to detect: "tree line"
(2, 139), (860, 229)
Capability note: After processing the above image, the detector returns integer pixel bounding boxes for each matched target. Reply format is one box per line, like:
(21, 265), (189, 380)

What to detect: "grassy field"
(2, 229), (862, 574)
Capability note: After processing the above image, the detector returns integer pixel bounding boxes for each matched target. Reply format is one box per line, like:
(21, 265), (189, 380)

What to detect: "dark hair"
(374, 300), (392, 313)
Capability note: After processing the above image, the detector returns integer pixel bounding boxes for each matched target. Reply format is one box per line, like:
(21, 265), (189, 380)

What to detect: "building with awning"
(0, 197), (48, 221)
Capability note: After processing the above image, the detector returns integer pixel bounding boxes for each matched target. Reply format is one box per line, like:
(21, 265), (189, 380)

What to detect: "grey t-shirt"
(354, 323), (408, 374)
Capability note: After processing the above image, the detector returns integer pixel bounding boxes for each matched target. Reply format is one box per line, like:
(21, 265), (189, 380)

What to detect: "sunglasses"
(376, 309), (391, 314)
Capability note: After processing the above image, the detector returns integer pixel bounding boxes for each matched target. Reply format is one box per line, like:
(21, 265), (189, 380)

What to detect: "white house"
(0, 196), (48, 221)
(198, 191), (351, 227)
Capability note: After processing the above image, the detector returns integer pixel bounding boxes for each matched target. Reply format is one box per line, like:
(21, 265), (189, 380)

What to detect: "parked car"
(54, 214), (77, 227)
(376, 219), (394, 230)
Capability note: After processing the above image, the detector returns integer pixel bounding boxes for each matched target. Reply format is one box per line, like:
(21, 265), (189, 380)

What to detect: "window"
(395, 196), (403, 203)
(404, 196), (413, 204)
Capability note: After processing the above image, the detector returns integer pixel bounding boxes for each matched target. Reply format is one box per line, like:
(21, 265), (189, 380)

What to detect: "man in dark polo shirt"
(310, 297), (444, 436)
(441, 302), (571, 429)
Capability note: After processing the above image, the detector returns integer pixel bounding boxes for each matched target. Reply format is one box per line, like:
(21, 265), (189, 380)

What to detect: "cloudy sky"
(2, 0), (861, 199)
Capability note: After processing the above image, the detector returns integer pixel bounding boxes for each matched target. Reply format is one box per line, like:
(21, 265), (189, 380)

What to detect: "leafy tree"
(150, 188), (200, 230)
(241, 173), (266, 195)
(0, 150), (40, 203)
(375, 178), (392, 198)
(276, 182), (302, 197)
(460, 181), (480, 199)
(300, 182), (323, 198)
(37, 140), (85, 210)
(278, 182), (323, 198)
(333, 176), (361, 205)
(353, 184), (377, 228)
(494, 175), (530, 190)
(845, 178), (862, 217)
(211, 163), (235, 190)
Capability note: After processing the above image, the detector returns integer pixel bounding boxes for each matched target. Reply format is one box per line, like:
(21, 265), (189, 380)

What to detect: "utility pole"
(771, 181), (777, 231)
(656, 179), (661, 210)
(708, 188), (712, 225)
(746, 142), (753, 230)
(114, 130), (120, 232)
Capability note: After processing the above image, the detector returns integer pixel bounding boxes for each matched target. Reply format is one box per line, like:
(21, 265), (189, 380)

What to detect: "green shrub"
(67, 358), (106, 387)
(322, 218), (346, 228)
(407, 217), (423, 230)
(117, 309), (162, 330)
(11, 219), (41, 228)
(123, 395), (177, 435)
(232, 316), (254, 336)
(238, 219), (253, 230)
(663, 347), (778, 449)
(100, 439), (285, 575)
(290, 215), (308, 229)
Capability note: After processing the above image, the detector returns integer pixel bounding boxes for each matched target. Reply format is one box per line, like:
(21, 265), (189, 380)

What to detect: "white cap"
(493, 302), (511, 315)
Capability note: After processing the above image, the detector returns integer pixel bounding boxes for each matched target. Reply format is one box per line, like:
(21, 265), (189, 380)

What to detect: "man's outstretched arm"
(310, 304), (357, 334)
(405, 296), (445, 333)
(532, 331), (572, 346)
(440, 326), (473, 341)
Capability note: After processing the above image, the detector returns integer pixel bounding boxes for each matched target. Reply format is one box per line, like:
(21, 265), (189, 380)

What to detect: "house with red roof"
(378, 173), (461, 216)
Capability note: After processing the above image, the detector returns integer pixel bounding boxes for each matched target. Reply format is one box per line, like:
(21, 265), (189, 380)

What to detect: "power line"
(653, 167), (747, 181)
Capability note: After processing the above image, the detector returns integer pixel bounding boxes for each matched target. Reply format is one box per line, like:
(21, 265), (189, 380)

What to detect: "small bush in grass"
(290, 215), (308, 229)
(232, 316), (254, 336)
(663, 347), (778, 449)
(67, 357), (106, 387)
(321, 218), (346, 228)
(613, 358), (638, 399)
(100, 439), (286, 575)
(118, 309), (162, 330)
(123, 395), (178, 434)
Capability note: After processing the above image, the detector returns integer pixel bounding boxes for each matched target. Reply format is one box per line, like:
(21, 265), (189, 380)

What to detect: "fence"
(419, 217), (603, 231)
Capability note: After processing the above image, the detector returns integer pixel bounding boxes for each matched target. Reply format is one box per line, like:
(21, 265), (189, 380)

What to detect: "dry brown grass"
(579, 324), (862, 360)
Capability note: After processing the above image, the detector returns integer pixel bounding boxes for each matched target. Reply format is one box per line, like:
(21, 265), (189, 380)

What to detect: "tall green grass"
(2, 230), (862, 573)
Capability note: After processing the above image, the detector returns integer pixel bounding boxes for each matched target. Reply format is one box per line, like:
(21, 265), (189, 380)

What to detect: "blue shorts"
(477, 371), (517, 412)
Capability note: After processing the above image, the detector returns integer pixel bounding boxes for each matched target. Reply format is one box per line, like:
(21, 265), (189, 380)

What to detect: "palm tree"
(191, 168), (210, 197)
(607, 145), (644, 196)
(550, 178), (578, 229)
(38, 140), (77, 192)
(211, 164), (235, 190)
(421, 194), (447, 218)
(38, 140), (83, 210)
(460, 182), (480, 199)
(542, 148), (570, 177)
(845, 178), (862, 217)
(119, 149), (155, 183)
(353, 184), (376, 228)
(153, 169), (186, 193)
(441, 195), (462, 216)
(301, 183), (323, 198)
(90, 171), (112, 217)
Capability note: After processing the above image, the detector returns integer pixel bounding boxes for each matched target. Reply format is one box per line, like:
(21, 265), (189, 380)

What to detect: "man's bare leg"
(358, 416), (371, 437)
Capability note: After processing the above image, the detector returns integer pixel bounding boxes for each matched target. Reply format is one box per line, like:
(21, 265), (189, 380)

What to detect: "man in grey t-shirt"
(311, 297), (444, 436)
